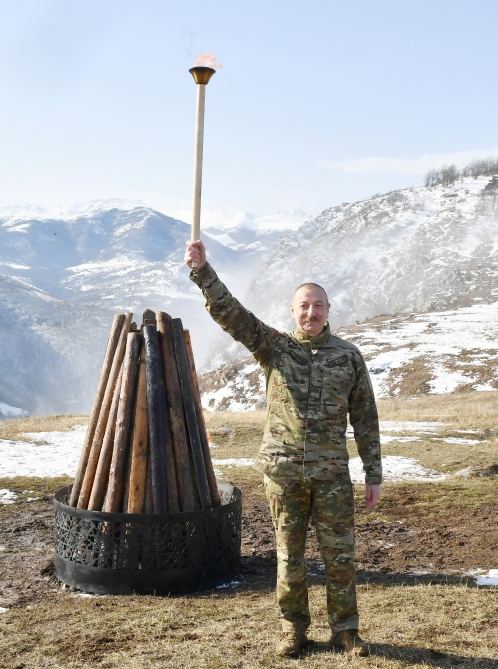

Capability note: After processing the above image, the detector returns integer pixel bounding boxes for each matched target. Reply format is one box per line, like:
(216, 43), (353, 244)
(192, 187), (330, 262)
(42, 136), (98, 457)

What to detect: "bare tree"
(424, 155), (498, 188)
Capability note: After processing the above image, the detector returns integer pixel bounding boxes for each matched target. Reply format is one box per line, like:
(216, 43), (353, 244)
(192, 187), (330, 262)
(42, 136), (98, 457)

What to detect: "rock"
(453, 467), (474, 478)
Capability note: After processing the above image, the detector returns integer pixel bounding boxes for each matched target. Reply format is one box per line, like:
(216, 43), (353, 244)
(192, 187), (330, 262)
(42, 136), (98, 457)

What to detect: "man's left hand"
(365, 483), (381, 508)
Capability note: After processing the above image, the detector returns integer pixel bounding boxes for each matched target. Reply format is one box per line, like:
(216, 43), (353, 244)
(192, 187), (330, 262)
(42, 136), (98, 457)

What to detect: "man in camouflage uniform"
(185, 240), (382, 657)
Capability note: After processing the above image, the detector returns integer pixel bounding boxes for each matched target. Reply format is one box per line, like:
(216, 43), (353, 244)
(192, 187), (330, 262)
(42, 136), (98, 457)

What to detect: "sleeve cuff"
(365, 476), (382, 485)
(190, 262), (216, 286)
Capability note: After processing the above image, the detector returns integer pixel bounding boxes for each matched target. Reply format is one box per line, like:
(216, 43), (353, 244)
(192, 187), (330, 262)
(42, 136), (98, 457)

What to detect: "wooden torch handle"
(191, 83), (207, 247)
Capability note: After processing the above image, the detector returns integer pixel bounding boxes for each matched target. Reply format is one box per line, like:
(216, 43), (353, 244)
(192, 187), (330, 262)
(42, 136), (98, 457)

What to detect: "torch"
(189, 61), (216, 259)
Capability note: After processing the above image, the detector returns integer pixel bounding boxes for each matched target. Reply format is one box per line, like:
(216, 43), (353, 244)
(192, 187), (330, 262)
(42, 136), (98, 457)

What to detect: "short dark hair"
(293, 282), (330, 305)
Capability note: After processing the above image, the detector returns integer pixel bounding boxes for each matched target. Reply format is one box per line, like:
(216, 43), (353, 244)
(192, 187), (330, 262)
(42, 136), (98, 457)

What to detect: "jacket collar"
(292, 322), (331, 346)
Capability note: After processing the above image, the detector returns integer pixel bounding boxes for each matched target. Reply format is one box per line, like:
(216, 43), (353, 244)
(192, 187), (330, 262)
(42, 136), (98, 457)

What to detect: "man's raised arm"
(185, 240), (276, 366)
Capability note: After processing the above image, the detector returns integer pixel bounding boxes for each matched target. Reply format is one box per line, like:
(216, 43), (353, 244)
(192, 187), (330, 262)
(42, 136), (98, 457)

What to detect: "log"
(103, 332), (141, 513)
(126, 353), (149, 514)
(77, 313), (132, 508)
(87, 366), (123, 511)
(171, 318), (211, 508)
(143, 309), (156, 326)
(157, 311), (198, 512)
(184, 330), (221, 506)
(144, 453), (153, 514)
(122, 432), (133, 514)
(143, 324), (172, 513)
(70, 313), (125, 506)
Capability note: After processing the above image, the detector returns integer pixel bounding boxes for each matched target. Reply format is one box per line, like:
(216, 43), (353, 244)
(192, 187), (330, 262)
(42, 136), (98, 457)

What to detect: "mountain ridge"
(1, 177), (497, 415)
(0, 204), (302, 415)
(245, 176), (498, 330)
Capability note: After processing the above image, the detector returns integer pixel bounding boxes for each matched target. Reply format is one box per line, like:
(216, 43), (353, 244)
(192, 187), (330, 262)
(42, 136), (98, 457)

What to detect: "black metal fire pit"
(54, 483), (241, 595)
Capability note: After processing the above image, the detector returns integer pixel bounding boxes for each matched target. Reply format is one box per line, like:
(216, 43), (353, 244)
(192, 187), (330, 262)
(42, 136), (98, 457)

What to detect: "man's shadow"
(301, 641), (497, 668)
(238, 555), (487, 589)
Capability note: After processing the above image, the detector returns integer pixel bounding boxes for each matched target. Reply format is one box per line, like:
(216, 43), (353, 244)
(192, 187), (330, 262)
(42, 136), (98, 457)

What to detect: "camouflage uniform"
(191, 263), (382, 634)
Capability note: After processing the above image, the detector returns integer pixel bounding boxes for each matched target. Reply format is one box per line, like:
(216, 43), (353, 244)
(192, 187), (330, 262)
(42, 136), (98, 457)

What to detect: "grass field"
(0, 391), (497, 668)
(1, 583), (497, 669)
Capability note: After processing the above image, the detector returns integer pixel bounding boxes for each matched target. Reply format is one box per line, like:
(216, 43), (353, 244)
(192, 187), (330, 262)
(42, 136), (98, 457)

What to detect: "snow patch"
(430, 437), (481, 445)
(429, 366), (473, 394)
(381, 435), (423, 444)
(214, 455), (447, 483)
(473, 382), (496, 391)
(466, 569), (498, 587)
(0, 426), (86, 477)
(0, 489), (17, 504)
(212, 458), (254, 467)
(379, 421), (443, 433)
(475, 569), (498, 586)
(350, 456), (446, 482)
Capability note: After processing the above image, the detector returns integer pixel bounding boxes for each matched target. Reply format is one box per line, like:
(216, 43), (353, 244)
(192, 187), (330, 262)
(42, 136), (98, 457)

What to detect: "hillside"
(246, 176), (498, 331)
(199, 301), (498, 411)
(199, 174), (498, 406)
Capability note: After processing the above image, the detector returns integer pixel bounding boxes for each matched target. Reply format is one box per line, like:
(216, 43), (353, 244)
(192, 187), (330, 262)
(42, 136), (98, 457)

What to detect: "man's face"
(291, 285), (330, 337)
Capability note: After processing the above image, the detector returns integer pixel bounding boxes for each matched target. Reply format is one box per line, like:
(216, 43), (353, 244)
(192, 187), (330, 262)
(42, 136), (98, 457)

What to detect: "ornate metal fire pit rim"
(54, 484), (240, 522)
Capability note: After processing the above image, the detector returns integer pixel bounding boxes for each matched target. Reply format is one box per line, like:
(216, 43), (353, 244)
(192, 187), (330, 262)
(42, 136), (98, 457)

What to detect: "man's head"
(291, 283), (330, 337)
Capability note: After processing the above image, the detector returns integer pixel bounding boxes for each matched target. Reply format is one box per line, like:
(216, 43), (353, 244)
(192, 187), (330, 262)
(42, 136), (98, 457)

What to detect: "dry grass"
(385, 356), (433, 397)
(348, 434), (496, 475)
(0, 475), (72, 495)
(1, 584), (497, 668)
(0, 415), (88, 441)
(206, 411), (264, 460)
(377, 390), (498, 429)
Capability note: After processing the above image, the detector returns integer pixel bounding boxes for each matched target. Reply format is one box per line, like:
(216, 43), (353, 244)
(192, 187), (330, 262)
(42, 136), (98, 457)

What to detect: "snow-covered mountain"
(1, 175), (497, 415)
(0, 202), (303, 415)
(0, 273), (111, 415)
(204, 209), (310, 251)
(247, 176), (498, 330)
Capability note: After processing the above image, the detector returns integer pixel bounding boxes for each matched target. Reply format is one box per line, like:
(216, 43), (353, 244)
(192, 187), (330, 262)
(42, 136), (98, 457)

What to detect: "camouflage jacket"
(191, 263), (382, 485)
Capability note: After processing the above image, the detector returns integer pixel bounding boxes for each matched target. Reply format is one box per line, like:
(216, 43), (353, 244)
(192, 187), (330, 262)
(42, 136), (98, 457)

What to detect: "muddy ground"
(1, 480), (496, 609)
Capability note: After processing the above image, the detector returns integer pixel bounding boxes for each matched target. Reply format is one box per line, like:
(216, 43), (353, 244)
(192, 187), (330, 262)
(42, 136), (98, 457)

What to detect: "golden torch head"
(189, 65), (216, 85)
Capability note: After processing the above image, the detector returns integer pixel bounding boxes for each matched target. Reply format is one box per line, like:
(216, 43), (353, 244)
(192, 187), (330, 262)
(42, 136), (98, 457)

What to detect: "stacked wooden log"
(69, 310), (220, 513)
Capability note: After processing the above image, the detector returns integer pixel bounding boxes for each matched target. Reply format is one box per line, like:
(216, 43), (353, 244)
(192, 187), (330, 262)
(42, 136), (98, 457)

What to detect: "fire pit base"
(54, 484), (241, 595)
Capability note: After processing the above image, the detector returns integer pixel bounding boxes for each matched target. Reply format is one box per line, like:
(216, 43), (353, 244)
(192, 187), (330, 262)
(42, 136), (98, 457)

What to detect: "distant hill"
(0, 202), (304, 415)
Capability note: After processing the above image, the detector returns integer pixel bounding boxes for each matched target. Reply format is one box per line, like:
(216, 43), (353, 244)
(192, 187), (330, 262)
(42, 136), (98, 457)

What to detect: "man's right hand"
(185, 240), (207, 270)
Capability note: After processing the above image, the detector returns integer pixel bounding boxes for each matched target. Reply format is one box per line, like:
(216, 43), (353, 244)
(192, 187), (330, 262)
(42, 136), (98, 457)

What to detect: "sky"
(1, 0), (498, 224)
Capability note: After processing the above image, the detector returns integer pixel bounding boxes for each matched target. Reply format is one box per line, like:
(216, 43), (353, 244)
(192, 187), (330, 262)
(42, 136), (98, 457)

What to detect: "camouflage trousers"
(264, 474), (359, 634)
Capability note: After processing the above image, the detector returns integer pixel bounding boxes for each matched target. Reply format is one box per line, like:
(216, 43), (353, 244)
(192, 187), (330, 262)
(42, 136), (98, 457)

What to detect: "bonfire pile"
(69, 310), (220, 513)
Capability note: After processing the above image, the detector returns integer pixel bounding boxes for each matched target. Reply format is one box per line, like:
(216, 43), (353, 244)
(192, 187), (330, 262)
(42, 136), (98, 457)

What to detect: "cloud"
(319, 147), (498, 176)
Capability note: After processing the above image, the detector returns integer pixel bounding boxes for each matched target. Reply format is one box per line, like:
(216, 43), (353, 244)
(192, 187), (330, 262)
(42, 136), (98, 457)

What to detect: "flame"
(194, 52), (222, 69)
